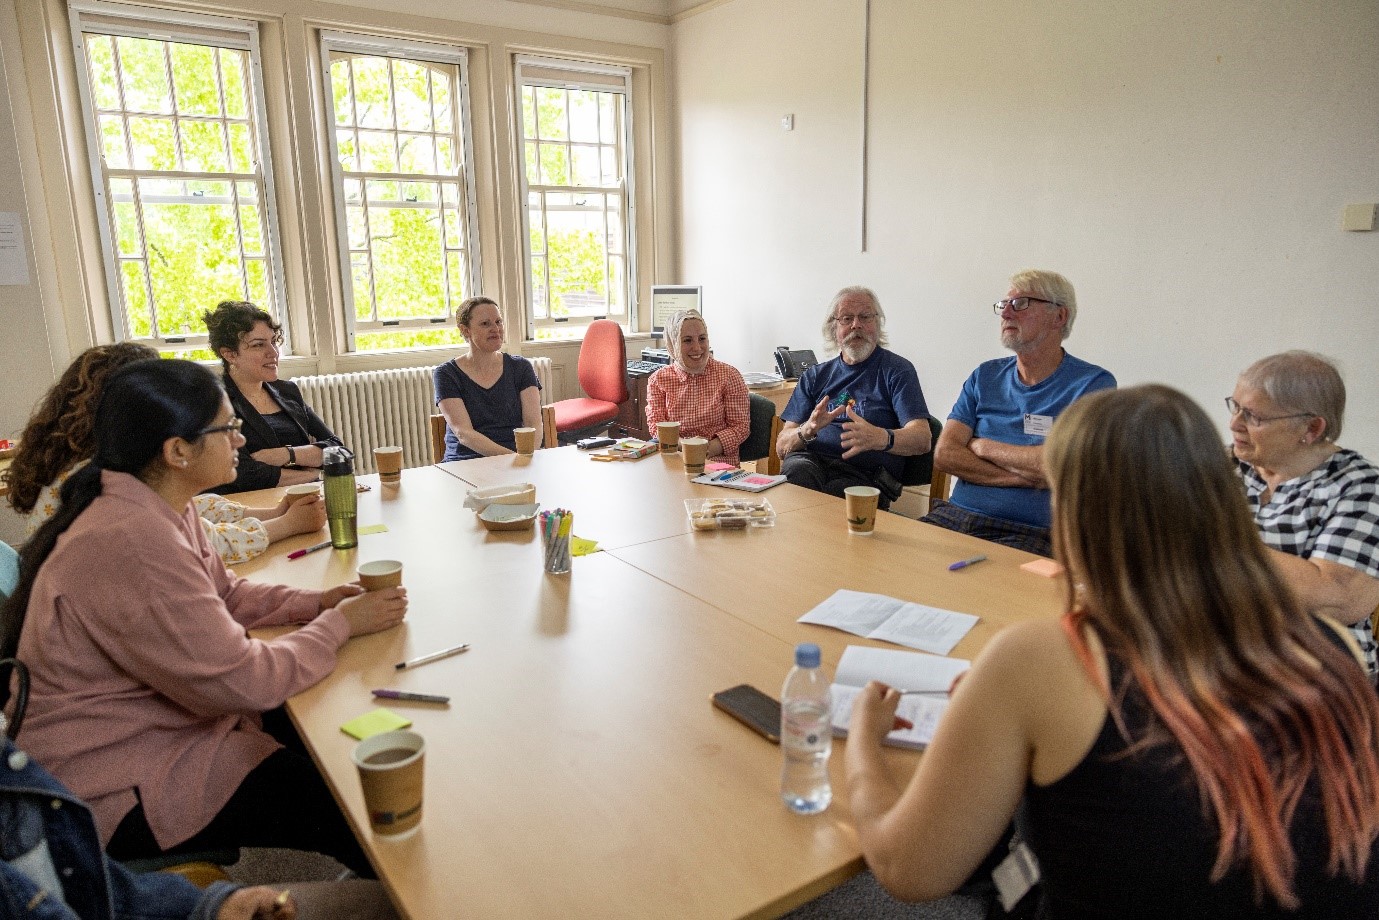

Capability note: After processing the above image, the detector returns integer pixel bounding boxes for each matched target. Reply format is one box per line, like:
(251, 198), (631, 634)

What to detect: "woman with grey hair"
(1229, 350), (1379, 675)
(645, 309), (750, 464)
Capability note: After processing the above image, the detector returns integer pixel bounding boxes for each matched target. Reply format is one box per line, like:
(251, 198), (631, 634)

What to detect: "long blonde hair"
(1045, 384), (1379, 908)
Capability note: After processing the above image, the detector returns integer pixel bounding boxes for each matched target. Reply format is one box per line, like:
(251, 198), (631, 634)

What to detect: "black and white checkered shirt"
(1238, 448), (1379, 673)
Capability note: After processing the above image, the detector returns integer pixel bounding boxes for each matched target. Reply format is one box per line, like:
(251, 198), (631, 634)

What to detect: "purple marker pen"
(372, 689), (451, 704)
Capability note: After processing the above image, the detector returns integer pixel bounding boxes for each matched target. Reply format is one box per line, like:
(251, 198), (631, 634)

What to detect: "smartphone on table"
(712, 684), (781, 743)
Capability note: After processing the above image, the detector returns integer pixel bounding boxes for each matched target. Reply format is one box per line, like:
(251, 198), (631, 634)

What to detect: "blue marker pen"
(948, 554), (988, 571)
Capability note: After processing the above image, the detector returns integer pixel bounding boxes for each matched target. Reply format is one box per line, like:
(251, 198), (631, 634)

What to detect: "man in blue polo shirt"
(925, 270), (1115, 556)
(776, 286), (931, 509)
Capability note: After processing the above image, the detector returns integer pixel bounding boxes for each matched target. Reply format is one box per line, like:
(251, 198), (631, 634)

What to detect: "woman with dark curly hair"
(7, 343), (156, 520)
(203, 301), (343, 494)
(6, 343), (325, 564)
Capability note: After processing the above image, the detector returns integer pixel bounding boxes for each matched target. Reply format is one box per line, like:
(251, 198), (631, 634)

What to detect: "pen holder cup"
(544, 532), (571, 575)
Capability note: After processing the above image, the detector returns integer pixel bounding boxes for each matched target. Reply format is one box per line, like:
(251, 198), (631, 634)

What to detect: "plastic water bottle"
(322, 445), (358, 549)
(780, 642), (833, 814)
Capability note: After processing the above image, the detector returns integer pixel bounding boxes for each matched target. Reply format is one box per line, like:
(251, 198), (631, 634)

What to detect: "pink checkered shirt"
(645, 358), (751, 464)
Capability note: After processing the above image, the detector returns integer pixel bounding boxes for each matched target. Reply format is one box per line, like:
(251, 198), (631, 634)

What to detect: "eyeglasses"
(1223, 397), (1313, 428)
(196, 417), (244, 439)
(991, 297), (1058, 315)
(833, 312), (878, 326)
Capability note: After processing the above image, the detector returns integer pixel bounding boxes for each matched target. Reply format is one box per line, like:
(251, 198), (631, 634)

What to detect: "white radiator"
(530, 356), (555, 401)
(292, 357), (555, 473)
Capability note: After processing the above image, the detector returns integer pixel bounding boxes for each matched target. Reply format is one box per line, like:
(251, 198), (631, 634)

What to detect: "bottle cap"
(794, 643), (821, 668)
(322, 445), (354, 476)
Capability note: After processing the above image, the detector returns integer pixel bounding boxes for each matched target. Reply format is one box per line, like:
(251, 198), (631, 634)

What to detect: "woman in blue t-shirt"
(433, 297), (543, 461)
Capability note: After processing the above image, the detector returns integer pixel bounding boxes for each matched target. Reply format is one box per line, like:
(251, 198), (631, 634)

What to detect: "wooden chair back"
(430, 414), (447, 465)
(929, 468), (951, 503)
(763, 415), (783, 475)
(541, 405), (559, 448)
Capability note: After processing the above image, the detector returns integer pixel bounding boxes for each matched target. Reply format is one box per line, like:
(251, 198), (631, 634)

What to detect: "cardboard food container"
(478, 502), (540, 532)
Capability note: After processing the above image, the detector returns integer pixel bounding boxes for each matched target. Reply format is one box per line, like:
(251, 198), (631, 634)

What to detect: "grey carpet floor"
(228, 848), (988, 919)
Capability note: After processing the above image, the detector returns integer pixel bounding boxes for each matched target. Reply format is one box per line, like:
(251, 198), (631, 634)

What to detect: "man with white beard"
(776, 286), (931, 509)
(924, 269), (1115, 556)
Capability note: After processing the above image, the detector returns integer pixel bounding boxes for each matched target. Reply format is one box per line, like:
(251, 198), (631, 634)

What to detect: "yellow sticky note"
(341, 708), (411, 740)
(570, 536), (600, 557)
(358, 524), (389, 536)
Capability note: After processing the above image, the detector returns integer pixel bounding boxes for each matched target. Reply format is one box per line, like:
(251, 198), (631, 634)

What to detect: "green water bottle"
(322, 445), (358, 549)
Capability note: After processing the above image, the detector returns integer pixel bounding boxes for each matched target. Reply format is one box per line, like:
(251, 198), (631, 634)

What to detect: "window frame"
(514, 54), (638, 342)
(66, 0), (291, 351)
(318, 31), (483, 354)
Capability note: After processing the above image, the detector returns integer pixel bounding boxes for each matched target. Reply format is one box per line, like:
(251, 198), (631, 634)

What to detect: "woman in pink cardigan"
(0, 359), (407, 875)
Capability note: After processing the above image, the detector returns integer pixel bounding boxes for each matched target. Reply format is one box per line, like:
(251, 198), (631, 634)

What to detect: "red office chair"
(549, 319), (629, 443)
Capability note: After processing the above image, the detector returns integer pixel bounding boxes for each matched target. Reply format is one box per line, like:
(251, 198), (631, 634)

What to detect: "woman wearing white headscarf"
(645, 309), (750, 464)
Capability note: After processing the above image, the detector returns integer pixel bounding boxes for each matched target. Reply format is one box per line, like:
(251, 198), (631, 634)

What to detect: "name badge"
(992, 840), (1041, 910)
(1023, 413), (1053, 437)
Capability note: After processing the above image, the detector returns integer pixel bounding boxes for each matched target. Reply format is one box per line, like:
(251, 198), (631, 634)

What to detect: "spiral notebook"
(691, 470), (787, 492)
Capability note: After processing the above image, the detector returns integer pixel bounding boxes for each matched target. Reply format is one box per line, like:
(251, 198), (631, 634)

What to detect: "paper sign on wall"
(0, 213), (30, 286)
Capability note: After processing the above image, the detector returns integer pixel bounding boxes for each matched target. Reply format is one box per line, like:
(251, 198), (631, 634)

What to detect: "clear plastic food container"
(684, 497), (776, 531)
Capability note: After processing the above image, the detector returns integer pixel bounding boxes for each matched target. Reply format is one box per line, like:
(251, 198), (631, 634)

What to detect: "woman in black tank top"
(844, 385), (1379, 918)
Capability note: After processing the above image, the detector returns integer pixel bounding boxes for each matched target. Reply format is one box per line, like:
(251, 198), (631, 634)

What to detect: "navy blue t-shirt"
(781, 348), (928, 479)
(433, 355), (541, 461)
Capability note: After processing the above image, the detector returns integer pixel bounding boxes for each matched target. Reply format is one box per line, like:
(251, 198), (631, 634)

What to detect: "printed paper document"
(798, 589), (978, 654)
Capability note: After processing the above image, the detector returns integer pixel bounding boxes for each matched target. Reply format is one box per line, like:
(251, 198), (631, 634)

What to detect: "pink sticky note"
(705, 461), (735, 472)
(1020, 558), (1064, 578)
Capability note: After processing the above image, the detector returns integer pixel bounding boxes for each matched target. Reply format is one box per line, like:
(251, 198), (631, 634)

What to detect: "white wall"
(673, 0), (1379, 455)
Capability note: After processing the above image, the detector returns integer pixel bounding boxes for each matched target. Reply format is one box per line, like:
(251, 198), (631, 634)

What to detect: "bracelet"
(884, 429), (895, 453)
(285, 444), (297, 466)
(799, 426), (817, 445)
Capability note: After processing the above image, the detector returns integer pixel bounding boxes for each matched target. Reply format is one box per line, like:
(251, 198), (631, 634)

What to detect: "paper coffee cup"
(352, 729), (425, 836)
(656, 421), (680, 452)
(373, 446), (403, 484)
(682, 437), (708, 475)
(358, 559), (403, 591)
(284, 483), (321, 505)
(514, 427), (537, 456)
(844, 486), (880, 535)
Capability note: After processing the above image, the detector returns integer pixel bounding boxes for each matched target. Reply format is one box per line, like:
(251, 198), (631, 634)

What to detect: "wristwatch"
(883, 429), (895, 453)
(285, 444), (297, 466)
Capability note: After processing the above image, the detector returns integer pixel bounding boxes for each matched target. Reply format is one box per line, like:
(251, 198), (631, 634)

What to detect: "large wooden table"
(238, 452), (1064, 918)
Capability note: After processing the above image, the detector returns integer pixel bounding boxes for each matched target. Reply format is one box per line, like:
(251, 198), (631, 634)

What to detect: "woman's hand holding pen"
(849, 681), (916, 744)
(336, 586), (408, 637)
